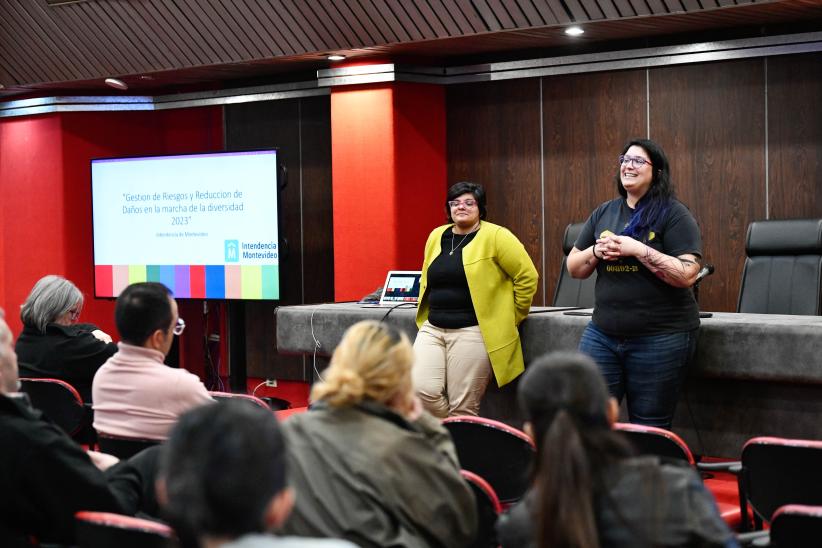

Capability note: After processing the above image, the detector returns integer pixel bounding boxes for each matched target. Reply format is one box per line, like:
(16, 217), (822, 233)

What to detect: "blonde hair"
(311, 320), (414, 408)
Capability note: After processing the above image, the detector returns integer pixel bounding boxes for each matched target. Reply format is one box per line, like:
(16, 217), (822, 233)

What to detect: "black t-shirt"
(575, 198), (702, 337)
(427, 229), (479, 328)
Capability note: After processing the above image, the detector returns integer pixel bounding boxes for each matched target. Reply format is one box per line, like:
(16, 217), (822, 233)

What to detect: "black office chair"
(737, 218), (822, 315)
(552, 222), (596, 307)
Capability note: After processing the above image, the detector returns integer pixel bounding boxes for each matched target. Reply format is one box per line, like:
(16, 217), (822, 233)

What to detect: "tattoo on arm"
(638, 246), (700, 286)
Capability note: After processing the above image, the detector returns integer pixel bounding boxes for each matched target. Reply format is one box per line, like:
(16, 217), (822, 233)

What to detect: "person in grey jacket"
(496, 351), (737, 548)
(279, 320), (478, 548)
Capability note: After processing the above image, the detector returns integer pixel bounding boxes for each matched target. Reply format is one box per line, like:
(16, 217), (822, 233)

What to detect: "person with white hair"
(16, 274), (117, 401)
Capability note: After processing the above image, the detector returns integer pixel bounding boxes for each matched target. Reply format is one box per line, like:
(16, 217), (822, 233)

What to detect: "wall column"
(331, 81), (446, 301)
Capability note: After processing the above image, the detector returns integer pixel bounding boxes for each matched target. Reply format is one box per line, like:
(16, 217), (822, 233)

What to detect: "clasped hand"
(595, 234), (644, 260)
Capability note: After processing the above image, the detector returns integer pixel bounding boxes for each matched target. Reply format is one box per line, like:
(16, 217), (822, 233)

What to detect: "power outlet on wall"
(265, 379), (277, 387)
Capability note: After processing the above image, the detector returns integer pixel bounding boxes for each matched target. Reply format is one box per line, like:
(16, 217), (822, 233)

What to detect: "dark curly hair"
(445, 181), (488, 223)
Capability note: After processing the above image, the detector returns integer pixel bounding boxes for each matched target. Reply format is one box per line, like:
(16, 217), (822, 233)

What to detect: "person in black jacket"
(15, 275), (118, 401)
(496, 351), (737, 548)
(0, 309), (154, 547)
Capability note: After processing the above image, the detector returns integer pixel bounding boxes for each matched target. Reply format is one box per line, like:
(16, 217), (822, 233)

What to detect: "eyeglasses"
(619, 154), (653, 168)
(448, 199), (477, 208)
(68, 308), (81, 322)
(173, 317), (186, 336)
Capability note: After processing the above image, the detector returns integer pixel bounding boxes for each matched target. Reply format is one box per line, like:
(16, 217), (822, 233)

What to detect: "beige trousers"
(412, 321), (492, 418)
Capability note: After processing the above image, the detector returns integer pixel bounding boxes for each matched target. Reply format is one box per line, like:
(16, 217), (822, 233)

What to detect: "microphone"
(695, 263), (715, 284)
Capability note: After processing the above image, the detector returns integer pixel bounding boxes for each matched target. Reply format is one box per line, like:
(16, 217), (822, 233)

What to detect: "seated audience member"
(279, 320), (477, 548)
(0, 309), (155, 546)
(16, 274), (118, 401)
(158, 400), (356, 548)
(496, 351), (738, 548)
(93, 282), (212, 441)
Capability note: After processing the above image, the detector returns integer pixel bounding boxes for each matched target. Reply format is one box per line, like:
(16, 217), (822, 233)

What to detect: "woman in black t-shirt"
(566, 139), (702, 429)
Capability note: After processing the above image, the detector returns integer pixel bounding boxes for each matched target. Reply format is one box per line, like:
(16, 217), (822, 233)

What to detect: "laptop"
(361, 271), (422, 308)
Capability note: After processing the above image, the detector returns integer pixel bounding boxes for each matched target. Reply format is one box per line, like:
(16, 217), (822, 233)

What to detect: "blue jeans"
(578, 322), (697, 429)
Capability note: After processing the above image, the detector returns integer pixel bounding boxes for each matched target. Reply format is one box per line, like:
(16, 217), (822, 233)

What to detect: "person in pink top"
(92, 282), (213, 441)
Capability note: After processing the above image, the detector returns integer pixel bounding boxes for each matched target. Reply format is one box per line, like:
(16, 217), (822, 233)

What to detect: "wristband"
(592, 246), (602, 260)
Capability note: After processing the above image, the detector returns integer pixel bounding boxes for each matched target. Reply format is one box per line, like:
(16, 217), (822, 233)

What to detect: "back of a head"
(115, 282), (172, 346)
(518, 352), (630, 548)
(20, 275), (83, 333)
(311, 320), (413, 408)
(518, 351), (612, 446)
(160, 400), (287, 543)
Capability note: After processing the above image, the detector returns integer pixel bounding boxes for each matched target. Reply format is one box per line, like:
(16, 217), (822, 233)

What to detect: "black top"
(0, 394), (150, 546)
(575, 199), (702, 337)
(16, 323), (118, 402)
(427, 229), (479, 328)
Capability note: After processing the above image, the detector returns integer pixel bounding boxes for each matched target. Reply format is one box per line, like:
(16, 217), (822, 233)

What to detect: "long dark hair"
(518, 352), (633, 548)
(615, 138), (674, 240)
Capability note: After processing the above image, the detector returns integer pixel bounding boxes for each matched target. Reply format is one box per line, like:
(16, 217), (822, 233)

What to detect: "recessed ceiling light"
(565, 26), (584, 36)
(327, 54), (346, 61)
(104, 77), (128, 90)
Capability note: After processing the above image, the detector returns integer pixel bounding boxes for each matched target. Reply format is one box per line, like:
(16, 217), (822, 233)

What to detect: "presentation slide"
(91, 150), (279, 300)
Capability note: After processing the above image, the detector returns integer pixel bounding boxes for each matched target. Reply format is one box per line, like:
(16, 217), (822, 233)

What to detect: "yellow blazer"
(416, 221), (538, 386)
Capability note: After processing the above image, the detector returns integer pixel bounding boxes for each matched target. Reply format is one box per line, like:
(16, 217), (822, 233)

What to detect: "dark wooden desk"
(276, 303), (822, 456)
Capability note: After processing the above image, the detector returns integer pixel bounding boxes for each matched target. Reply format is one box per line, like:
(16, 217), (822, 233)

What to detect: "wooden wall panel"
(224, 96), (333, 380)
(298, 98), (335, 304)
(650, 59), (766, 312)
(446, 79), (544, 303)
(767, 52), (822, 220)
(542, 69), (647, 304)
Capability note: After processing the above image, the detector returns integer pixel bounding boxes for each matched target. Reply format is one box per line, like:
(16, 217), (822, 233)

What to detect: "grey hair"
(0, 308), (12, 370)
(20, 275), (83, 333)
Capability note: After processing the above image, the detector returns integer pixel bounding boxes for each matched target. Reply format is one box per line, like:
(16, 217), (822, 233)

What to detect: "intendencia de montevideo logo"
(224, 240), (278, 261)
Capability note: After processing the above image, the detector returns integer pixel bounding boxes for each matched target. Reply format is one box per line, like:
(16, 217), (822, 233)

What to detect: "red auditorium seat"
(75, 511), (173, 548)
(209, 390), (271, 410)
(739, 437), (822, 532)
(442, 416), (535, 505)
(460, 470), (502, 548)
(20, 377), (86, 437)
(615, 422), (742, 529)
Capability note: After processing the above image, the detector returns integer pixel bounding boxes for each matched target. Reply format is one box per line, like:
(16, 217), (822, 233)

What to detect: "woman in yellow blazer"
(414, 182), (538, 417)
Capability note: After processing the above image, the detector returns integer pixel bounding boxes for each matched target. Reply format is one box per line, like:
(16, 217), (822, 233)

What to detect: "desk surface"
(276, 303), (822, 455)
(276, 303), (822, 384)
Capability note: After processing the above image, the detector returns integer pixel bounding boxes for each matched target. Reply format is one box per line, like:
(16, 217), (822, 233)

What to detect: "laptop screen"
(380, 271), (422, 304)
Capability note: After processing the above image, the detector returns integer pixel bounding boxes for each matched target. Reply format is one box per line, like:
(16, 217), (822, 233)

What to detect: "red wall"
(0, 107), (223, 376)
(331, 82), (446, 301)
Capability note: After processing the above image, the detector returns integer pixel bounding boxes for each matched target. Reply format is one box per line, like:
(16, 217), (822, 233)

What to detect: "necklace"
(450, 230), (473, 255)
